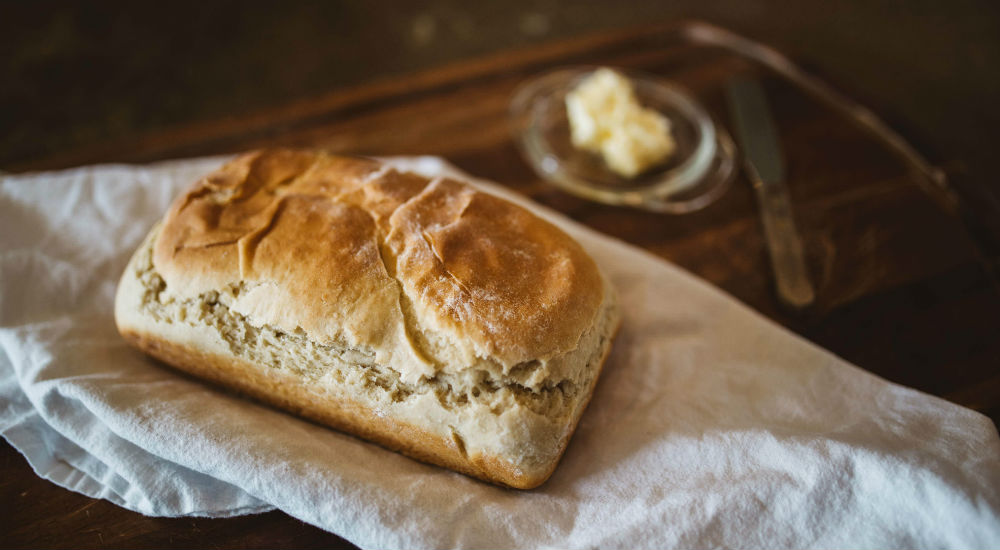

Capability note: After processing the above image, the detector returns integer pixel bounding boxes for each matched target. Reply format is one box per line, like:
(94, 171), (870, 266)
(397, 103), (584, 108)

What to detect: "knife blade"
(727, 77), (815, 308)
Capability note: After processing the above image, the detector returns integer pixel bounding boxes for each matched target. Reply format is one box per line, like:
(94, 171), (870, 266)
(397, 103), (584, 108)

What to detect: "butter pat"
(566, 68), (676, 178)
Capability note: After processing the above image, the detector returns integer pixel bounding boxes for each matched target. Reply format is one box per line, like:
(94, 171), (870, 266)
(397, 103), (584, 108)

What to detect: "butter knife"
(727, 77), (815, 308)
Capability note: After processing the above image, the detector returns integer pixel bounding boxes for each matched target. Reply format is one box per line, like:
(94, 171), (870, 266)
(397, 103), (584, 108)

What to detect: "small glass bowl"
(509, 67), (737, 213)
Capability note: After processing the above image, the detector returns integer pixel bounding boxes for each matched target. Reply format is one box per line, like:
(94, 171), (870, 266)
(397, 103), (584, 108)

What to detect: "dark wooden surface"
(3, 5), (1000, 549)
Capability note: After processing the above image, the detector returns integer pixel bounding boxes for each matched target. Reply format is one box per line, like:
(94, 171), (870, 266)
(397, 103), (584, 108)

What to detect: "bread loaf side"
(115, 149), (619, 488)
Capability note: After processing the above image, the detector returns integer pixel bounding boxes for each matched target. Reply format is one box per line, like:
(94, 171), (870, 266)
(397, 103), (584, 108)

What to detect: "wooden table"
(3, 20), (998, 550)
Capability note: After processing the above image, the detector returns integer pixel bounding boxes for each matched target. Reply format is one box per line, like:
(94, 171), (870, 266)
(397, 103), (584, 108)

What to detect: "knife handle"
(752, 173), (815, 308)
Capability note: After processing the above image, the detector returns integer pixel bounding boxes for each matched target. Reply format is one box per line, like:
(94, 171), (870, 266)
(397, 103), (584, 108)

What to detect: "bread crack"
(420, 230), (474, 296)
(137, 243), (578, 416)
(370, 225), (440, 372)
(236, 198), (287, 279)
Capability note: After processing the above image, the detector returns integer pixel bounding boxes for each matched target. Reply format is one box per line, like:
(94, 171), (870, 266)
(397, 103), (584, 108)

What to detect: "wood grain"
(3, 18), (998, 550)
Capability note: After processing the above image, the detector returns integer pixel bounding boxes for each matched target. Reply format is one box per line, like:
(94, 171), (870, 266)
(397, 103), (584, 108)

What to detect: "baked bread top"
(153, 149), (605, 387)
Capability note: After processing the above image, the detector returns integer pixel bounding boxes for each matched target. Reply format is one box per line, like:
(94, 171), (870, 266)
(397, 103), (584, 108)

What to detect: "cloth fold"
(1, 156), (998, 549)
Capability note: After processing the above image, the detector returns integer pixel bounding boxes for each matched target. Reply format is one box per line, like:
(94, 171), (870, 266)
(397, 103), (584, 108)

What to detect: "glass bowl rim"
(509, 65), (735, 213)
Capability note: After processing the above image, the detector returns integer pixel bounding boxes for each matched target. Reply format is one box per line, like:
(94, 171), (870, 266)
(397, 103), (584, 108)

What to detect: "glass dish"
(509, 67), (737, 213)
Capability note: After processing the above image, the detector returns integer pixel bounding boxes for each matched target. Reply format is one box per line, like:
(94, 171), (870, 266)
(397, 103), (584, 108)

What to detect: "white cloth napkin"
(1, 156), (998, 549)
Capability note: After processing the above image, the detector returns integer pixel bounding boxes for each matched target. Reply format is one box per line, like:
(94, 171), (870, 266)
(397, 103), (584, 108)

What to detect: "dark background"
(3, 0), (1000, 194)
(2, 1), (999, 548)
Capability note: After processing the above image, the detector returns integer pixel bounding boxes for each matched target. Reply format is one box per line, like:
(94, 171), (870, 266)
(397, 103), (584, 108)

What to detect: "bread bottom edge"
(119, 324), (614, 489)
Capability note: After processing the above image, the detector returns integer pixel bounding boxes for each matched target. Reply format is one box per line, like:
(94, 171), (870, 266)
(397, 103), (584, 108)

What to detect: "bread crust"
(115, 150), (619, 488)
(117, 323), (614, 489)
(152, 149), (604, 384)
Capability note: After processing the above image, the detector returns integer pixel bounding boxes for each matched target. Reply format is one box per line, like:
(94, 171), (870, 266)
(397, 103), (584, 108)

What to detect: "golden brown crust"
(152, 149), (605, 382)
(385, 177), (604, 365)
(117, 149), (619, 488)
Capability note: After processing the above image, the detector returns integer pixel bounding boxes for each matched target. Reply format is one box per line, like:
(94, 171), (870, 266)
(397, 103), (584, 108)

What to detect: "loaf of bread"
(115, 149), (619, 488)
